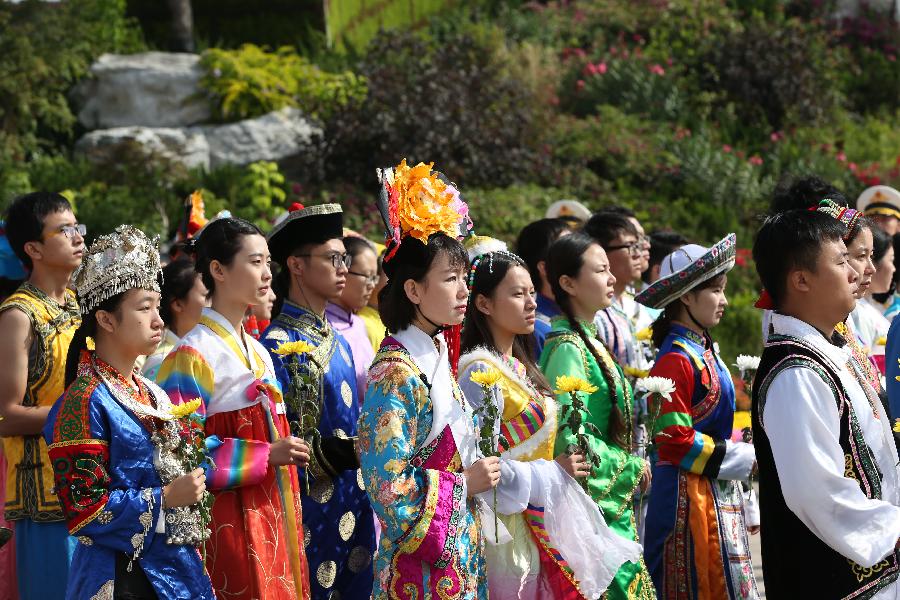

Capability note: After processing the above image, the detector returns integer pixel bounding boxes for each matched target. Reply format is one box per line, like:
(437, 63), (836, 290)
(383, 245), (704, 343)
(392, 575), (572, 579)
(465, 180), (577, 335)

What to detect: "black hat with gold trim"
(267, 202), (343, 265)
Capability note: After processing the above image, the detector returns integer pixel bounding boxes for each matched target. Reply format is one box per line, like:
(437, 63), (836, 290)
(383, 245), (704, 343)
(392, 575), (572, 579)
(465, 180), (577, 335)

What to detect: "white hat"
(857, 185), (900, 220)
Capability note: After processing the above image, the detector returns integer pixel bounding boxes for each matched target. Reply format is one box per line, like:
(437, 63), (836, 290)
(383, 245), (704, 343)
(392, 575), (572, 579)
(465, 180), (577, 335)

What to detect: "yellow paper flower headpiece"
(377, 159), (472, 260)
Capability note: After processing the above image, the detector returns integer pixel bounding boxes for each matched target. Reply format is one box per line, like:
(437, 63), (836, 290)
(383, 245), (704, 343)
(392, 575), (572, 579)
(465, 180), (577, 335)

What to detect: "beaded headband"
(463, 235), (526, 315)
(812, 198), (861, 240)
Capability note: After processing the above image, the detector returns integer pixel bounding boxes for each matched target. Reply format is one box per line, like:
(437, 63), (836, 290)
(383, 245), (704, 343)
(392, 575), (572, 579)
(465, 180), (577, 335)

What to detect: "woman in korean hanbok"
(44, 225), (215, 599)
(357, 160), (500, 600)
(157, 217), (312, 600)
(457, 235), (641, 599)
(538, 232), (655, 600)
(635, 234), (760, 599)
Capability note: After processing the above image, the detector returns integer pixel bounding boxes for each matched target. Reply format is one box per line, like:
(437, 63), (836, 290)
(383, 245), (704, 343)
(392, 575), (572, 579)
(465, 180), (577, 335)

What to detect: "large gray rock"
(75, 126), (211, 170)
(73, 52), (211, 129)
(74, 108), (321, 171)
(199, 108), (321, 169)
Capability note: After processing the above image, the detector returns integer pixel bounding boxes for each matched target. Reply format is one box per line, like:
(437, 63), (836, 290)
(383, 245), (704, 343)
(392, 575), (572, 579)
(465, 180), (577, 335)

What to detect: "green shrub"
(559, 52), (687, 122)
(316, 26), (552, 188)
(696, 17), (842, 134)
(0, 0), (143, 161)
(199, 44), (368, 122)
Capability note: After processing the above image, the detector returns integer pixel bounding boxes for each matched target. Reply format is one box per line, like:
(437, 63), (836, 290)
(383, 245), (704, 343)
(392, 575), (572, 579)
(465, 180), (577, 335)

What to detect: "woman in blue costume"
(44, 225), (214, 600)
(358, 159), (498, 600)
(261, 203), (375, 599)
(636, 234), (759, 599)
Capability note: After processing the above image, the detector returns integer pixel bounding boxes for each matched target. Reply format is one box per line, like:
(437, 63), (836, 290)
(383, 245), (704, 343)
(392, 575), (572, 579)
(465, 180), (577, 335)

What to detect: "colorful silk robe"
(539, 317), (655, 600)
(359, 326), (488, 600)
(158, 307), (310, 600)
(43, 351), (214, 600)
(1, 282), (81, 522)
(642, 324), (759, 599)
(458, 348), (642, 600)
(261, 300), (375, 600)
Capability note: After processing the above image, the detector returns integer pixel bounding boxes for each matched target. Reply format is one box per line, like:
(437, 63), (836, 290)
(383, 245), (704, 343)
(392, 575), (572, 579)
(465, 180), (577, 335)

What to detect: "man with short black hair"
(261, 204), (375, 600)
(0, 191), (84, 599)
(752, 209), (900, 598)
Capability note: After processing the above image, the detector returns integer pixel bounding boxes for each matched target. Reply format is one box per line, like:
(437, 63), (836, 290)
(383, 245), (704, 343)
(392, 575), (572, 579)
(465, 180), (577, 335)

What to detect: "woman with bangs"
(457, 235), (641, 599)
(358, 161), (499, 600)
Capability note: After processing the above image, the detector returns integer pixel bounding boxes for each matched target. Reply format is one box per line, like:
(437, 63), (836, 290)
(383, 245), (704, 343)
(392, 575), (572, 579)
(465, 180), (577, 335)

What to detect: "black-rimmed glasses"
(605, 242), (643, 257)
(297, 252), (352, 269)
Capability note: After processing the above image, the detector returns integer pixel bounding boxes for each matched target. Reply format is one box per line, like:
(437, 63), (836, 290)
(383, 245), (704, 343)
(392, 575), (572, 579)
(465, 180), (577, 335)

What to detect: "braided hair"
(547, 233), (629, 448)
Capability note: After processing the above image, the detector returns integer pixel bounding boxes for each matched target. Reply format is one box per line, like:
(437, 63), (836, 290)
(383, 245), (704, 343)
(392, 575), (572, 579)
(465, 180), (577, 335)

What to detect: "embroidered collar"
(280, 299), (332, 335)
(551, 315), (598, 338)
(670, 323), (707, 349)
(769, 313), (851, 371)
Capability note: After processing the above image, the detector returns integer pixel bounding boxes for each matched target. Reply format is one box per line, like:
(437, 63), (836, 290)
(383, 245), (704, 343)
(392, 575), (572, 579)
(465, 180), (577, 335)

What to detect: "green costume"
(539, 317), (655, 600)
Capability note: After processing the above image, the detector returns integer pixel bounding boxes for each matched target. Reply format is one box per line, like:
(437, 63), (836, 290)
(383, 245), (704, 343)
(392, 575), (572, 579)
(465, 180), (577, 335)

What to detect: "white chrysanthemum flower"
(635, 376), (676, 401)
(734, 355), (761, 373)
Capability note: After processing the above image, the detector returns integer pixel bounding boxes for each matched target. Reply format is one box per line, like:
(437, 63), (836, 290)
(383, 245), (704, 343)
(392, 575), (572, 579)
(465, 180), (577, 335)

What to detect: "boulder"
(74, 108), (321, 171)
(199, 108), (322, 169)
(75, 127), (211, 170)
(73, 52), (211, 129)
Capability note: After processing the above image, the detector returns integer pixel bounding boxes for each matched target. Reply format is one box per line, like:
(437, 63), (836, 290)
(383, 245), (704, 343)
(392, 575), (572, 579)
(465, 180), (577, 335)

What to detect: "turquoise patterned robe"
(358, 327), (488, 600)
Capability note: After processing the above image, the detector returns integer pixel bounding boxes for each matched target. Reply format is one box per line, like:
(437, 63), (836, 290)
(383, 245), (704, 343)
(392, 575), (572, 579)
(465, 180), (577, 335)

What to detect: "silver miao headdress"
(73, 225), (162, 315)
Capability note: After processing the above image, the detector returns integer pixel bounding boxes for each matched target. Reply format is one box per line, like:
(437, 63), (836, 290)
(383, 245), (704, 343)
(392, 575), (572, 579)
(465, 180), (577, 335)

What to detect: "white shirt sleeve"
(764, 367), (900, 567)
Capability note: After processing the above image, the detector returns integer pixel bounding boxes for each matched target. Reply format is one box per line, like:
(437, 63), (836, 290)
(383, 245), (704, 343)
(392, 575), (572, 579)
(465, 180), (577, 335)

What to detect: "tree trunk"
(166, 0), (195, 53)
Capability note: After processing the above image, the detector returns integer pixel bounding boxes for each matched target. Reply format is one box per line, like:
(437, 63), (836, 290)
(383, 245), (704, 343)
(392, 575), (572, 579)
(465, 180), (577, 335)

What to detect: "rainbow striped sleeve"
(158, 344), (271, 490)
(205, 437), (271, 490)
(651, 353), (726, 478)
(157, 345), (215, 412)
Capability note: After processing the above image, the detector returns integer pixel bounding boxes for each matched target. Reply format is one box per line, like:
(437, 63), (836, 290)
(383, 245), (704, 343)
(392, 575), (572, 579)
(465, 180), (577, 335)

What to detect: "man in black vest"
(752, 209), (900, 599)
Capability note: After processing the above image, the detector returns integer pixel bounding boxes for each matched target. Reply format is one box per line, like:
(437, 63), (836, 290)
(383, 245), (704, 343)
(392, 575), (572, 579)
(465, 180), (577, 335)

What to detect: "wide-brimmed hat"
(857, 185), (900, 220)
(635, 233), (736, 309)
(267, 203), (343, 265)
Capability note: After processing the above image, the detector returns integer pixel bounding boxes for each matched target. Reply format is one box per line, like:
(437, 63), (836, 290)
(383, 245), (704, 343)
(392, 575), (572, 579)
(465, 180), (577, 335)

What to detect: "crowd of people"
(1, 161), (900, 600)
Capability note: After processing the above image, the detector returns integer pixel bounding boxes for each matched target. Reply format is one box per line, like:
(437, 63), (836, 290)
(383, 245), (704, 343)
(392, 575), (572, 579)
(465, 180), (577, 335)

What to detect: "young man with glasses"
(262, 203), (376, 600)
(0, 192), (84, 599)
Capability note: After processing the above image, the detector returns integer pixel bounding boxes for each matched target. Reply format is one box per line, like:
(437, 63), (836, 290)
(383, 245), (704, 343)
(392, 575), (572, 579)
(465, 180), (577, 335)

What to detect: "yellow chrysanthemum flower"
(635, 328), (652, 342)
(623, 366), (650, 379)
(470, 368), (502, 388)
(273, 340), (316, 356)
(170, 399), (202, 418)
(554, 375), (598, 395)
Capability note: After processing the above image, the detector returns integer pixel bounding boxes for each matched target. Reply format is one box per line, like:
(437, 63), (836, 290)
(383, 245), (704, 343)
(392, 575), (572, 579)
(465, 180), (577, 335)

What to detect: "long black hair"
(546, 232), (628, 448)
(193, 218), (263, 295)
(65, 294), (127, 387)
(461, 250), (550, 394)
(160, 258), (201, 328)
(378, 233), (468, 333)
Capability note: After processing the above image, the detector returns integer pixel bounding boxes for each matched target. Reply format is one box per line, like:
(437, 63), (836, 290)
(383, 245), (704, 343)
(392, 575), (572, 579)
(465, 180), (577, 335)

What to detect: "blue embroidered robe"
(261, 300), (376, 599)
(43, 356), (214, 600)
